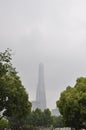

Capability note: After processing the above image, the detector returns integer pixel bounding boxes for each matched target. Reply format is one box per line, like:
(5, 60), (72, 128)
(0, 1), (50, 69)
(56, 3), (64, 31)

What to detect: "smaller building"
(51, 107), (60, 116)
(32, 101), (40, 111)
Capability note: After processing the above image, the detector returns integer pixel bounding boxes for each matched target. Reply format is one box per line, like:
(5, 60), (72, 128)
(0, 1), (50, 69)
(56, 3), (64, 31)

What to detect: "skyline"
(0, 0), (86, 109)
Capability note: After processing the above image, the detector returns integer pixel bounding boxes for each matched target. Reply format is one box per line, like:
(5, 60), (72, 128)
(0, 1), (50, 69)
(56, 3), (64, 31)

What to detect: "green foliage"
(57, 77), (86, 130)
(0, 118), (8, 130)
(0, 49), (31, 129)
(43, 108), (52, 127)
(27, 108), (52, 128)
(51, 115), (63, 128)
(31, 108), (44, 126)
(49, 125), (53, 130)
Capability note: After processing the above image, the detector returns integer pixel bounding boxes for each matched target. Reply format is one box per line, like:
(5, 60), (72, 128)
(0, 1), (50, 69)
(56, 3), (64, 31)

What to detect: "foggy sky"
(0, 0), (86, 109)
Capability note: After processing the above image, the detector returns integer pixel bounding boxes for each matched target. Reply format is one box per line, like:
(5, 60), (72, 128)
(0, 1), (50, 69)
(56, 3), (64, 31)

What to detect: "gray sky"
(0, 0), (86, 110)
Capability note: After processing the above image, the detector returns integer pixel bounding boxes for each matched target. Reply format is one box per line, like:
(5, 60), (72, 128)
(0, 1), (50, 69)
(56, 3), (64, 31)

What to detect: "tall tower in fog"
(36, 63), (46, 111)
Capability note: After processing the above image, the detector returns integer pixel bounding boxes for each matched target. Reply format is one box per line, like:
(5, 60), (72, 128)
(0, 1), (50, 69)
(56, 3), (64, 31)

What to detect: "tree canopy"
(57, 77), (86, 130)
(0, 49), (31, 129)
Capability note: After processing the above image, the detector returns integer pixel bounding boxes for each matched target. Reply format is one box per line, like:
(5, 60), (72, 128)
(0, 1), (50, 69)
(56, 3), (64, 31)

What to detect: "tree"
(51, 115), (63, 128)
(31, 108), (43, 127)
(27, 108), (52, 128)
(57, 77), (86, 130)
(43, 108), (52, 127)
(0, 49), (31, 129)
(0, 49), (12, 113)
(0, 117), (8, 130)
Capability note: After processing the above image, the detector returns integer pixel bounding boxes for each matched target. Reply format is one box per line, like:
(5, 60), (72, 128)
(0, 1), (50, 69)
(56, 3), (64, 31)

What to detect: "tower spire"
(36, 63), (46, 111)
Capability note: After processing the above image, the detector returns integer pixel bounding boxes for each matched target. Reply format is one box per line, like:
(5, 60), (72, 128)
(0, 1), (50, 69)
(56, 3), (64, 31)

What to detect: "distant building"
(51, 107), (60, 116)
(32, 101), (40, 111)
(32, 63), (46, 111)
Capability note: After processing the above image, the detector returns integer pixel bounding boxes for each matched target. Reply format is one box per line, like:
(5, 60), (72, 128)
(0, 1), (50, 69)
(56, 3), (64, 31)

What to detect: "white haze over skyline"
(0, 0), (86, 109)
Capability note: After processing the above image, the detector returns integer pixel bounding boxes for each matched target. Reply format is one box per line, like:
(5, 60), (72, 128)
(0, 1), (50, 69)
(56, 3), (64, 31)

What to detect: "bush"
(0, 118), (8, 130)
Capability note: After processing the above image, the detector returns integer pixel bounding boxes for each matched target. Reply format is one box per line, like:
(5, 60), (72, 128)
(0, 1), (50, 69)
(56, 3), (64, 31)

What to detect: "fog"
(0, 0), (86, 109)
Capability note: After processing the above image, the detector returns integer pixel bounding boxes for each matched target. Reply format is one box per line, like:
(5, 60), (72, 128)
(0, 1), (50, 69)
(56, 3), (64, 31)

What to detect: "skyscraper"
(36, 63), (46, 111)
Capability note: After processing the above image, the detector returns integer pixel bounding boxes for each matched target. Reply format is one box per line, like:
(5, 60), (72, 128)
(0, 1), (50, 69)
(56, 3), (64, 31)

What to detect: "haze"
(0, 0), (86, 109)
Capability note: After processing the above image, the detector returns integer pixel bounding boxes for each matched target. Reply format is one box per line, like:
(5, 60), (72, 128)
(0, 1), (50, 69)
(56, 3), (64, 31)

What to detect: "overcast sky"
(0, 0), (86, 110)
